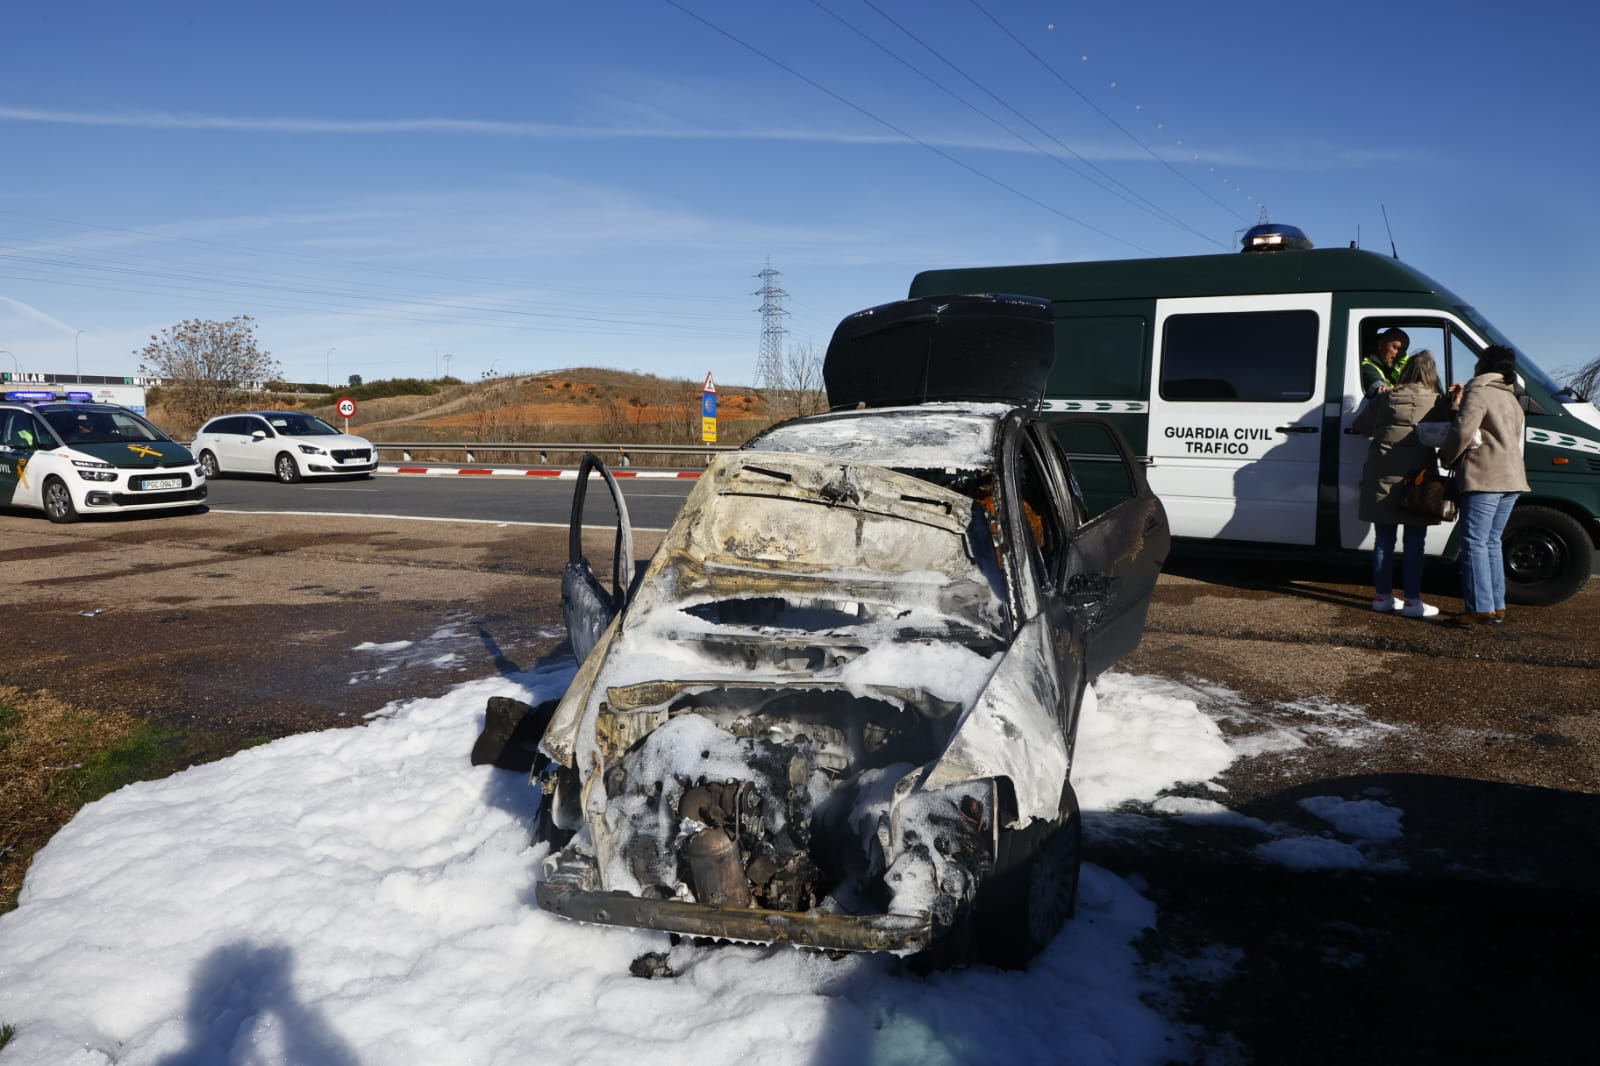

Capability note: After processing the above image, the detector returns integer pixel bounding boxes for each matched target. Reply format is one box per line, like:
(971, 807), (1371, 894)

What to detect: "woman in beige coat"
(1441, 344), (1530, 624)
(1353, 351), (1454, 618)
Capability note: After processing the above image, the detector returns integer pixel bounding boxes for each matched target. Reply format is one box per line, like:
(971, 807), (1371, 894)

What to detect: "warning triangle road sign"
(702, 372), (717, 394)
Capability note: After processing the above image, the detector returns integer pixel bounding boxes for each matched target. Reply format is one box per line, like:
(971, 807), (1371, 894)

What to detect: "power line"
(967, 0), (1252, 224)
(836, 0), (1225, 247)
(661, 0), (1153, 253)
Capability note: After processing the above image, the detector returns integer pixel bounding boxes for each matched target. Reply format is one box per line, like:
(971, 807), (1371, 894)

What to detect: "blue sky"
(2, 0), (1595, 389)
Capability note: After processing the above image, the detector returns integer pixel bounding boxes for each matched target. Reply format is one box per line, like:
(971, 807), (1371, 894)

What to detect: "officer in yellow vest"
(1361, 327), (1412, 397)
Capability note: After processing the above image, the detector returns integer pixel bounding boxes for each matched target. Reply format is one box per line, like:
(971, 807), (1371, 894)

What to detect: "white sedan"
(191, 411), (377, 483)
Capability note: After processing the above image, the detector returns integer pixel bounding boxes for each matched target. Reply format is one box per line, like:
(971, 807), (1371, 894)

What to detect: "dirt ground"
(2, 512), (1596, 1063)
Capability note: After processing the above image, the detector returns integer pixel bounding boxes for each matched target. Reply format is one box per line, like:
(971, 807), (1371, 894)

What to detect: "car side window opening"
(1161, 309), (1319, 402)
(1013, 434), (1069, 592)
(1049, 420), (1137, 521)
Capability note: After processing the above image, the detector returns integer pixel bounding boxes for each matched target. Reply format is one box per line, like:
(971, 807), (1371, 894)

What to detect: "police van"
(909, 225), (1600, 605)
(0, 389), (207, 523)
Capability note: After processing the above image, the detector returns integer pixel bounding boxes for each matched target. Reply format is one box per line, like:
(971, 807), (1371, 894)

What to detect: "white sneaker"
(1402, 600), (1440, 619)
(1370, 595), (1402, 613)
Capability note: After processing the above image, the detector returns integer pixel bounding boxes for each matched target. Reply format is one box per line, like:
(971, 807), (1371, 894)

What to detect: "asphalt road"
(201, 468), (698, 529)
(2, 488), (1596, 1063)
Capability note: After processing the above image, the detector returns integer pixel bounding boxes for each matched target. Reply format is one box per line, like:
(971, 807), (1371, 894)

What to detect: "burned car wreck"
(530, 294), (1169, 968)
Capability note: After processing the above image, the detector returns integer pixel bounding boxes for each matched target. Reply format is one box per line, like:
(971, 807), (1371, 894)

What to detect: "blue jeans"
(1373, 523), (1428, 601)
(1458, 491), (1521, 613)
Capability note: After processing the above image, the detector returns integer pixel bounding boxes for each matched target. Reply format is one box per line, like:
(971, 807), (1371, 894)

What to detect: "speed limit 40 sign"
(336, 397), (357, 419)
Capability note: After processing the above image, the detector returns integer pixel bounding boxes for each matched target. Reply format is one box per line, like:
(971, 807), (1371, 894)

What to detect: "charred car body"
(533, 294), (1169, 968)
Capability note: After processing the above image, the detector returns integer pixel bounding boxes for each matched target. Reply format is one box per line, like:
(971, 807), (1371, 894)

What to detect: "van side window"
(1160, 309), (1319, 402)
(1058, 315), (1147, 398)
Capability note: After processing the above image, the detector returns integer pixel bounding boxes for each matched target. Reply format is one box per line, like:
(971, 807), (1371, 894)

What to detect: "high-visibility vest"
(1361, 353), (1411, 389)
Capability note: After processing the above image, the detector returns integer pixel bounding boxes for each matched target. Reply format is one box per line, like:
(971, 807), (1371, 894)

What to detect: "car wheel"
(42, 477), (79, 524)
(1501, 504), (1593, 606)
(274, 452), (302, 484)
(199, 450), (221, 479)
(973, 782), (1081, 970)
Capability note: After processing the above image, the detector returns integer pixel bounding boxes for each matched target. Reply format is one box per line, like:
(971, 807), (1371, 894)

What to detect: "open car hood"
(823, 293), (1055, 409)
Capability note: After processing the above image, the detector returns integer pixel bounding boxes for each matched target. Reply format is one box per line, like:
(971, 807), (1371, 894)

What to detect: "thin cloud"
(0, 104), (1400, 172)
(0, 293), (75, 333)
(0, 103), (914, 145)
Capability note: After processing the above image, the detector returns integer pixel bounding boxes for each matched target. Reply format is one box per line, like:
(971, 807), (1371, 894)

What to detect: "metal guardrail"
(371, 440), (739, 466)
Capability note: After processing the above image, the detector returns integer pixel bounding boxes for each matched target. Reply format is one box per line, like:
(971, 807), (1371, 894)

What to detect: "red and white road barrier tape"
(381, 465), (700, 479)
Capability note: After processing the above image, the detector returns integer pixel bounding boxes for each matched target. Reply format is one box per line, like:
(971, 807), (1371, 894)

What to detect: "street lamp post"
(326, 347), (336, 387)
(74, 330), (84, 380)
(0, 349), (18, 382)
(443, 353), (453, 379)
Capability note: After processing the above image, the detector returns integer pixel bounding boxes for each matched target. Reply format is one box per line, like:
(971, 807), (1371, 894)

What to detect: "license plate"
(141, 477), (182, 490)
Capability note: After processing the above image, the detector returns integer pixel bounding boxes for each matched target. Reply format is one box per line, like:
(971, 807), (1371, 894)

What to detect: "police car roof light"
(1240, 223), (1313, 253)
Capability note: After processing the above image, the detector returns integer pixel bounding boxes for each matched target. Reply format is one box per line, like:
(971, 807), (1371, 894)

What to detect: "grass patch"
(0, 687), (212, 915)
(0, 1022), (13, 1051)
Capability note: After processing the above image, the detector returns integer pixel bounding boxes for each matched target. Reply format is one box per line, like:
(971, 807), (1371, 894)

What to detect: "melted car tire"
(42, 477), (79, 524)
(274, 452), (302, 484)
(972, 782), (1081, 971)
(1502, 504), (1593, 606)
(532, 764), (578, 852)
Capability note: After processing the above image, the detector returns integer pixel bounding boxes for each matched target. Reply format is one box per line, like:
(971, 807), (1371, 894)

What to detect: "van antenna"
(1380, 204), (1399, 259)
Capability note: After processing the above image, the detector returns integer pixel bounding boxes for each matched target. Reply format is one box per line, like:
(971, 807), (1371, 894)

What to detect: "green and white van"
(909, 225), (1599, 604)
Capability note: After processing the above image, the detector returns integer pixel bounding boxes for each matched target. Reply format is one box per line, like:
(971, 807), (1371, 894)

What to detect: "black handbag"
(1394, 467), (1456, 522)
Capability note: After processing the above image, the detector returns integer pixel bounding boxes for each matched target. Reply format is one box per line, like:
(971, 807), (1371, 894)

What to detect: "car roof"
(32, 402), (129, 413)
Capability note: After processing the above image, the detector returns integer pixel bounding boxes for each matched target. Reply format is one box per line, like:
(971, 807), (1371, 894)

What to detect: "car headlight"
(194, 465), (206, 478)
(297, 444), (326, 455)
(72, 459), (118, 482)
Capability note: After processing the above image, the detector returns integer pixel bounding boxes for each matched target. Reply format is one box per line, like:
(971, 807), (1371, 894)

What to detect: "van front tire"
(1502, 504), (1593, 606)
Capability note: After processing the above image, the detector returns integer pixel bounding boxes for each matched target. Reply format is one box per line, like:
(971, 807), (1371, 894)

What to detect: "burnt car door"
(1042, 415), (1170, 680)
(562, 452), (637, 665)
(999, 419), (1085, 738)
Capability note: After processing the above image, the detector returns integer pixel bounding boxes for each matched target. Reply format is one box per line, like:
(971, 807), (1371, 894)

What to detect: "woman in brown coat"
(1441, 344), (1530, 624)
(1352, 351), (1454, 618)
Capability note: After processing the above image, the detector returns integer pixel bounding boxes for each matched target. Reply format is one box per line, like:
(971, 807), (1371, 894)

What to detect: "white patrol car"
(0, 392), (207, 523)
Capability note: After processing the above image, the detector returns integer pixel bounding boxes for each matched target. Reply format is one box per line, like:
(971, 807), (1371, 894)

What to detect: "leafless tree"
(1564, 353), (1600, 403)
(764, 341), (829, 421)
(136, 316), (279, 432)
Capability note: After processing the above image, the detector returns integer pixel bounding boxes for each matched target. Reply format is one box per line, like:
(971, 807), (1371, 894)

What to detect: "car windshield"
(263, 414), (339, 436)
(43, 407), (169, 445)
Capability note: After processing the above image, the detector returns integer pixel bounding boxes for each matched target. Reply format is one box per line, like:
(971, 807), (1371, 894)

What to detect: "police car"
(0, 391), (206, 523)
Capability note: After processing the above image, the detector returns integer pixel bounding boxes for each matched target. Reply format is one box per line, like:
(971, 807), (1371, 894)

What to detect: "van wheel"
(42, 477), (79, 524)
(973, 782), (1081, 970)
(1502, 504), (1593, 606)
(274, 453), (302, 484)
